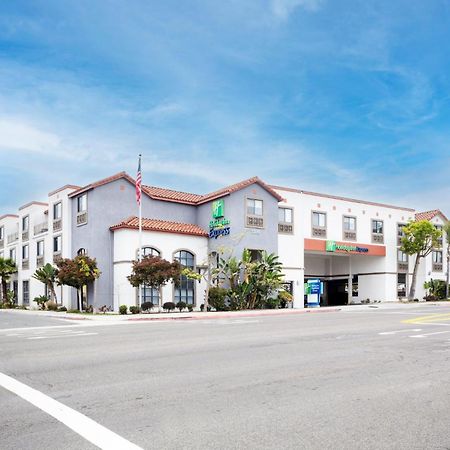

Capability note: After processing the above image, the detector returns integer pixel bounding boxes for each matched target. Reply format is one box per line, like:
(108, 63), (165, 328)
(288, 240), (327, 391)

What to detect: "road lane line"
(409, 330), (450, 338)
(379, 329), (422, 335)
(27, 333), (98, 340)
(403, 313), (450, 324)
(0, 372), (143, 450)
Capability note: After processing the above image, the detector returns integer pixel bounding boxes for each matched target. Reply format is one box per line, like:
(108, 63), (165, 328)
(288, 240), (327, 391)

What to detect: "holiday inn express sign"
(326, 240), (369, 253)
(303, 238), (386, 256)
(209, 199), (231, 239)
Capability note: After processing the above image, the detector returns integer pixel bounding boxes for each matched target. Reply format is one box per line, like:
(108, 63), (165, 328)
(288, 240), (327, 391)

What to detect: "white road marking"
(379, 329), (422, 335)
(27, 333), (98, 340)
(409, 330), (450, 338)
(0, 372), (143, 450)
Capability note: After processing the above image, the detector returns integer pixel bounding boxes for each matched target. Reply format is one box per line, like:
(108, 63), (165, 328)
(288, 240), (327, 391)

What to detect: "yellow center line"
(402, 313), (450, 324)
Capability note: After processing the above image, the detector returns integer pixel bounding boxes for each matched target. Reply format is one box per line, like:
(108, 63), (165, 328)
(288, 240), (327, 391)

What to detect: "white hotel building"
(0, 172), (447, 310)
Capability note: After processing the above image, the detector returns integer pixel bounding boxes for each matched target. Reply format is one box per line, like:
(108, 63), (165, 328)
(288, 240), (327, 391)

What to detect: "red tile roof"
(415, 209), (448, 222)
(198, 176), (284, 204)
(68, 172), (135, 197)
(143, 186), (203, 205)
(110, 216), (208, 237)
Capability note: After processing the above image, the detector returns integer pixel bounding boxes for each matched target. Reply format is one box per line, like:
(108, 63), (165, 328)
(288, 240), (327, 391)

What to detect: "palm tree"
(33, 263), (58, 303)
(0, 257), (17, 303)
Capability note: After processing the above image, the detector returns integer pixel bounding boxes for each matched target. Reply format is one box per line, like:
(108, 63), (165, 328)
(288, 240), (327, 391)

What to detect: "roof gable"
(415, 209), (448, 222)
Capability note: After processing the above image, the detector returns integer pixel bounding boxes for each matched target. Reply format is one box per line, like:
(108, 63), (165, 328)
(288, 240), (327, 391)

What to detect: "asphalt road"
(1, 305), (450, 450)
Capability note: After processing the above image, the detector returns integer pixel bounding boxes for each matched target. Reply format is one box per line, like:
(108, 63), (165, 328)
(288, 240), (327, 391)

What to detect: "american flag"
(136, 154), (142, 205)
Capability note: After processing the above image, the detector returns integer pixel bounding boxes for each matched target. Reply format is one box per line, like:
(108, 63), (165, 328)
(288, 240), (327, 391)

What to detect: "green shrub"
(187, 304), (194, 312)
(200, 303), (212, 312)
(176, 301), (186, 312)
(46, 301), (58, 311)
(163, 302), (175, 312)
(33, 295), (48, 310)
(208, 287), (229, 311)
(119, 305), (128, 315)
(129, 306), (141, 314)
(264, 297), (280, 309)
(67, 309), (80, 313)
(57, 306), (67, 312)
(141, 301), (153, 312)
(277, 290), (293, 308)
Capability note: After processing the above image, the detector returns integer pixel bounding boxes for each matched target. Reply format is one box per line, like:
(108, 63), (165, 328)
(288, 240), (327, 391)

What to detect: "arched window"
(174, 250), (195, 305)
(140, 247), (161, 306)
(77, 248), (87, 256)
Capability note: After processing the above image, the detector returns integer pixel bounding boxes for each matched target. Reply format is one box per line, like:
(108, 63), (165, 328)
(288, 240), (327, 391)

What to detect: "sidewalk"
(2, 301), (449, 323)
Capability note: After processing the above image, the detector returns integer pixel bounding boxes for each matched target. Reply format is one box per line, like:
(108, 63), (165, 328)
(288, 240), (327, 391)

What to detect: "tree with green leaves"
(443, 221), (450, 299)
(33, 263), (59, 303)
(128, 255), (181, 306)
(400, 220), (442, 300)
(56, 255), (101, 310)
(0, 257), (17, 304)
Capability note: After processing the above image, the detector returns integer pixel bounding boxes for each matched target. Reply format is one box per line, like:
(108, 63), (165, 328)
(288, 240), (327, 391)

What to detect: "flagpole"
(138, 154), (143, 307)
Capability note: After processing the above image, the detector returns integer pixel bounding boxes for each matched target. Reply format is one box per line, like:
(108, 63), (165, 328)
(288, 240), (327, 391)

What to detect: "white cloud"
(271, 0), (324, 19)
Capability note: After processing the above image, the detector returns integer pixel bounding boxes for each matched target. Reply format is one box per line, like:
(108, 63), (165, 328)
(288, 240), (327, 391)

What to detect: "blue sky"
(0, 0), (449, 215)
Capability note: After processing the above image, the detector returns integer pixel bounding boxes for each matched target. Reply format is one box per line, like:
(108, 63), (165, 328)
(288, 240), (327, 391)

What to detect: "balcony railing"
(53, 219), (62, 232)
(397, 262), (408, 272)
(343, 231), (356, 241)
(53, 252), (62, 263)
(77, 212), (88, 226)
(372, 233), (384, 244)
(22, 259), (29, 270)
(312, 227), (326, 238)
(433, 263), (443, 272)
(22, 231), (29, 242)
(34, 222), (49, 236)
(36, 256), (44, 268)
(7, 232), (18, 244)
(278, 223), (293, 234)
(246, 215), (264, 228)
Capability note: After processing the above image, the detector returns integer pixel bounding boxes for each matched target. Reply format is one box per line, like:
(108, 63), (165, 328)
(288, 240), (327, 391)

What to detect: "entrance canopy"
(304, 238), (386, 257)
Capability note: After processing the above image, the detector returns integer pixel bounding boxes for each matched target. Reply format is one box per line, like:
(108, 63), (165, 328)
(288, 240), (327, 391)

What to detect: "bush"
(277, 290), (293, 308)
(200, 303), (212, 312)
(176, 301), (186, 312)
(208, 287), (229, 311)
(57, 306), (67, 312)
(67, 309), (80, 313)
(119, 305), (128, 315)
(163, 302), (175, 312)
(187, 304), (194, 312)
(46, 300), (58, 311)
(129, 306), (141, 314)
(424, 294), (438, 302)
(264, 297), (280, 309)
(33, 295), (48, 310)
(141, 301), (153, 312)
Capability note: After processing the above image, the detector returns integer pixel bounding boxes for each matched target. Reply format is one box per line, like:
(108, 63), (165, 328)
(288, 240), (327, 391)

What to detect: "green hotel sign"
(209, 199), (231, 239)
(326, 240), (369, 253)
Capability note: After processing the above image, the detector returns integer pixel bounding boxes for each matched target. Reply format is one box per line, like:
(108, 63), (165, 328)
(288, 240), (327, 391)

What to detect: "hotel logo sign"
(209, 199), (231, 239)
(326, 240), (369, 253)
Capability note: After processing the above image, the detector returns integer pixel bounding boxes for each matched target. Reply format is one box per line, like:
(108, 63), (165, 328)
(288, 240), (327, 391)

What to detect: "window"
(312, 212), (326, 228)
(247, 199), (263, 216)
(77, 194), (87, 213)
(343, 216), (356, 231)
(433, 251), (443, 264)
(22, 280), (29, 306)
(397, 273), (407, 298)
(141, 284), (160, 306)
(248, 249), (262, 262)
(53, 235), (62, 253)
(174, 250), (195, 305)
(37, 241), (44, 257)
(9, 248), (16, 262)
(397, 249), (408, 263)
(278, 207), (293, 233)
(142, 247), (160, 257)
(22, 215), (29, 232)
(372, 220), (383, 234)
(77, 248), (87, 256)
(53, 202), (62, 220)
(397, 223), (406, 245)
(0, 226), (4, 240)
(22, 244), (29, 260)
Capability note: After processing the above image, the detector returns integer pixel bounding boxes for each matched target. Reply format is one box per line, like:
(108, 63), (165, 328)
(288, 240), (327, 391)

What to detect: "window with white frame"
(278, 207), (293, 233)
(22, 215), (29, 232)
(372, 219), (384, 243)
(9, 248), (16, 262)
(174, 250), (195, 305)
(0, 226), (4, 240)
(77, 194), (87, 213)
(22, 280), (29, 305)
(433, 250), (443, 264)
(397, 249), (408, 263)
(140, 247), (161, 306)
(53, 235), (62, 253)
(343, 216), (356, 231)
(247, 199), (263, 216)
(53, 202), (62, 220)
(22, 244), (29, 260)
(312, 212), (326, 228)
(37, 240), (44, 257)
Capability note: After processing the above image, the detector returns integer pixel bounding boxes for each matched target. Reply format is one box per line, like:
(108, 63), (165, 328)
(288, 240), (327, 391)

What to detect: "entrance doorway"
(326, 279), (348, 306)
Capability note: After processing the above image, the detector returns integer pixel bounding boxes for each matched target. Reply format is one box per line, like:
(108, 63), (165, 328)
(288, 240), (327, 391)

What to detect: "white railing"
(7, 232), (18, 244)
(34, 222), (49, 236)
